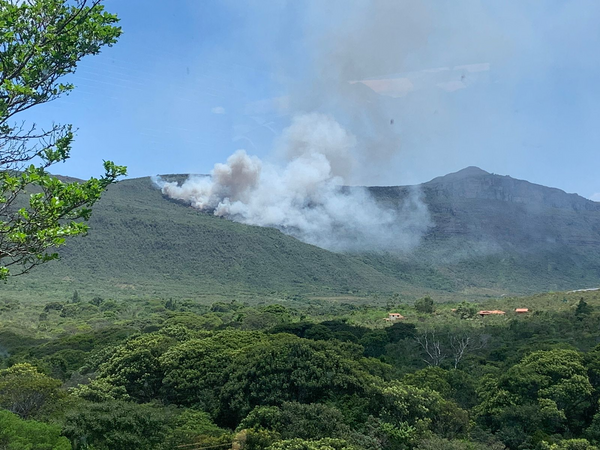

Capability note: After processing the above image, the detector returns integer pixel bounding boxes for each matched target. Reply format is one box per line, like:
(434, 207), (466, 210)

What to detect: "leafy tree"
(43, 348), (88, 380)
(164, 409), (230, 449)
(543, 439), (599, 450)
(0, 362), (63, 419)
(89, 296), (103, 307)
(269, 321), (367, 343)
(216, 336), (378, 427)
(416, 437), (505, 450)
(475, 349), (594, 443)
(304, 324), (335, 341)
(160, 331), (268, 410)
(240, 428), (282, 450)
(239, 402), (352, 441)
(163, 311), (223, 331)
(62, 400), (174, 450)
(415, 297), (435, 314)
(455, 302), (477, 320)
(210, 300), (243, 313)
(71, 290), (81, 303)
(44, 301), (64, 313)
(267, 438), (357, 450)
(89, 332), (177, 402)
(0, 0), (126, 280)
(360, 330), (390, 358)
(164, 298), (177, 311)
(269, 321), (315, 338)
(503, 349), (593, 428)
(585, 347), (600, 412)
(385, 321), (416, 343)
(59, 301), (97, 318)
(576, 299), (593, 317)
(320, 320), (368, 341)
(0, 409), (71, 450)
(241, 304), (293, 330)
(585, 403), (600, 444)
(402, 366), (454, 399)
(376, 381), (469, 441)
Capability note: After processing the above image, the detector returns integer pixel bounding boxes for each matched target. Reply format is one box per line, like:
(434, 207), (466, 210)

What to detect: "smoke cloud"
(235, 0), (518, 186)
(158, 0), (456, 252)
(157, 113), (430, 252)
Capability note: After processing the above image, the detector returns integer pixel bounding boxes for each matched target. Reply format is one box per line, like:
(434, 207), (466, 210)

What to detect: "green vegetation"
(0, 177), (419, 302)
(0, 409), (70, 450)
(2, 2), (600, 450)
(2, 172), (600, 303)
(0, 288), (600, 448)
(0, 0), (126, 279)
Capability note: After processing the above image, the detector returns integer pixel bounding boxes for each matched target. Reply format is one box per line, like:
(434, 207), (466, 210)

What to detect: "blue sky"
(29, 0), (600, 200)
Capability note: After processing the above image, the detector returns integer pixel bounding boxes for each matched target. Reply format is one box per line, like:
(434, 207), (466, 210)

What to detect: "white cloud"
(590, 193), (600, 202)
(211, 106), (226, 114)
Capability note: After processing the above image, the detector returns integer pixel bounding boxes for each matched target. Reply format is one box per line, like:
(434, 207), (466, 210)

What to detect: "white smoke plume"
(157, 113), (430, 253)
(157, 1), (445, 252)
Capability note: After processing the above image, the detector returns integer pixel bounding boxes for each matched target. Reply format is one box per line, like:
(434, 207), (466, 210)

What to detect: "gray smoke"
(157, 113), (430, 252)
(157, 0), (449, 252)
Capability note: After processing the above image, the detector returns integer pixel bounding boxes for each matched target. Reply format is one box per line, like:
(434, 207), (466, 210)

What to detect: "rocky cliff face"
(363, 167), (600, 294)
(370, 167), (600, 257)
(423, 166), (600, 212)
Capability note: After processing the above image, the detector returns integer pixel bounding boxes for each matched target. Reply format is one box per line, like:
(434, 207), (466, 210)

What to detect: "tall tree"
(0, 0), (126, 279)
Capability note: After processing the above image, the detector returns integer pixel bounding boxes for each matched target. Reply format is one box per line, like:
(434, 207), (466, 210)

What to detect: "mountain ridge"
(1, 167), (599, 302)
(419, 166), (600, 211)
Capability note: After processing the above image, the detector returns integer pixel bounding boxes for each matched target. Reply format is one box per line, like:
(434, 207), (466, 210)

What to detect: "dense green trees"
(415, 297), (435, 314)
(3, 1), (600, 449)
(376, 382), (469, 446)
(267, 438), (357, 450)
(474, 349), (596, 448)
(239, 402), (352, 441)
(160, 331), (267, 410)
(216, 336), (377, 427)
(90, 332), (176, 402)
(0, 409), (70, 450)
(0, 363), (63, 419)
(2, 292), (600, 449)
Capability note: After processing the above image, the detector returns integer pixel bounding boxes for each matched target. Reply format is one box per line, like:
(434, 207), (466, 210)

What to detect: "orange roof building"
(515, 308), (529, 313)
(478, 310), (506, 316)
(385, 313), (405, 321)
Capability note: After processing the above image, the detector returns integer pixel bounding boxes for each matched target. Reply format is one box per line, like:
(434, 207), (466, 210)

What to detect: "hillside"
(1, 168), (599, 302)
(0, 176), (416, 302)
(366, 167), (600, 294)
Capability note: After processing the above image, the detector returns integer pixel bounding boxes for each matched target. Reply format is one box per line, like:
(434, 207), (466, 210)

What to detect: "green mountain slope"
(2, 168), (599, 302)
(0, 177), (418, 302)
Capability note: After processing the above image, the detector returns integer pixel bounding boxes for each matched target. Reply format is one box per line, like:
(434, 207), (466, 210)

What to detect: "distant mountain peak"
(453, 166), (490, 177)
(416, 166), (600, 212)
(427, 166), (490, 184)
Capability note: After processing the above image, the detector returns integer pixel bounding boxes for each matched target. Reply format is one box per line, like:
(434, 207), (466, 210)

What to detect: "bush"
(0, 410), (70, 450)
